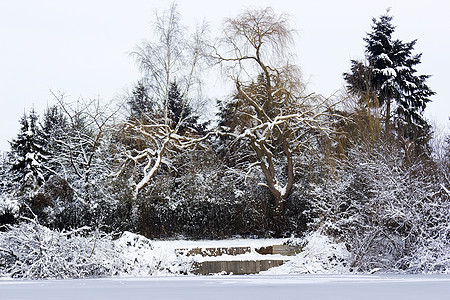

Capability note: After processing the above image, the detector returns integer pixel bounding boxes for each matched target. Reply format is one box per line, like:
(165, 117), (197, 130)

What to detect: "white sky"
(1, 0), (449, 152)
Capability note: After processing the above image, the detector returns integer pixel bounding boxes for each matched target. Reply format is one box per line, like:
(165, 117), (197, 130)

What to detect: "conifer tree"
(167, 81), (184, 128)
(9, 109), (47, 196)
(0, 153), (9, 195)
(344, 10), (434, 140)
(127, 81), (154, 123)
(39, 105), (68, 177)
(167, 81), (204, 134)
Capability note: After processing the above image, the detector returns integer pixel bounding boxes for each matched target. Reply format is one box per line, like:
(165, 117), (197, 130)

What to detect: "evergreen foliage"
(39, 105), (68, 177)
(0, 154), (8, 195)
(127, 81), (154, 123)
(9, 109), (47, 196)
(344, 10), (434, 144)
(167, 81), (205, 134)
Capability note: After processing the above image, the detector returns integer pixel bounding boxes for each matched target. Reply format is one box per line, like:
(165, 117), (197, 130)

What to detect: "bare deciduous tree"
(50, 92), (118, 190)
(215, 8), (340, 225)
(121, 3), (209, 198)
(131, 2), (207, 127)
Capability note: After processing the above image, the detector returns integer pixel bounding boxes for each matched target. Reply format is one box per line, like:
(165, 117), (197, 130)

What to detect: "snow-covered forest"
(1, 5), (449, 279)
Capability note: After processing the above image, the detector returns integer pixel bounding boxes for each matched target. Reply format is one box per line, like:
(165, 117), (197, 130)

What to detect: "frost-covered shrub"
(310, 141), (450, 273)
(0, 194), (19, 226)
(408, 232), (450, 274)
(403, 188), (450, 273)
(264, 231), (350, 274)
(0, 220), (195, 279)
(0, 219), (118, 279)
(136, 174), (271, 239)
(114, 231), (194, 276)
(0, 195), (19, 217)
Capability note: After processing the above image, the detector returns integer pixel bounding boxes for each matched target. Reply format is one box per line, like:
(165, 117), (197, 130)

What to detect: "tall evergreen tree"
(344, 10), (434, 140)
(364, 12), (396, 119)
(0, 153), (9, 195)
(127, 81), (154, 123)
(167, 81), (204, 134)
(39, 105), (68, 177)
(9, 109), (47, 196)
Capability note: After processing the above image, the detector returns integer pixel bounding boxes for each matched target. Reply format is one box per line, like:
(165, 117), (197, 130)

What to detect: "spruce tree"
(0, 153), (9, 195)
(127, 81), (154, 123)
(344, 10), (434, 140)
(365, 12), (397, 117)
(9, 109), (47, 196)
(39, 105), (68, 177)
(167, 81), (184, 129)
(167, 81), (204, 134)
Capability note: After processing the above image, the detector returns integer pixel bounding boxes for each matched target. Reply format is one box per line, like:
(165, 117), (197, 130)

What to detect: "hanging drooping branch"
(214, 8), (342, 219)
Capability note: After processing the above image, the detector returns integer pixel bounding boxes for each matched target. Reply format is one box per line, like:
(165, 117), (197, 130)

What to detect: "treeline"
(0, 5), (449, 272)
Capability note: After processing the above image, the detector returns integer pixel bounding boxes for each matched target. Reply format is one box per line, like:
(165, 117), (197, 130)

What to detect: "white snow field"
(1, 274), (450, 300)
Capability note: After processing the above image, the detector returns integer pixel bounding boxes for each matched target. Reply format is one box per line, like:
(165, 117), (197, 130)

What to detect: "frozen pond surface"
(1, 274), (450, 300)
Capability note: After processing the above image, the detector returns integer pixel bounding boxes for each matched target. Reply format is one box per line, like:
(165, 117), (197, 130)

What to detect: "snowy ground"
(1, 274), (450, 300)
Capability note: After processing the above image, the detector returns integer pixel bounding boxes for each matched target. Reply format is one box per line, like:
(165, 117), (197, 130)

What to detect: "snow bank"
(149, 237), (292, 263)
(114, 231), (194, 276)
(263, 232), (350, 274)
(114, 233), (296, 274)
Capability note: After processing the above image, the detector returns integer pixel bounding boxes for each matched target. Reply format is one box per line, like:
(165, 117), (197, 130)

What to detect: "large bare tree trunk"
(215, 8), (339, 236)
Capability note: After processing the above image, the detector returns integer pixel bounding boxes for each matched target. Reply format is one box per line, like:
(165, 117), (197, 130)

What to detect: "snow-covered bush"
(0, 194), (19, 218)
(114, 231), (194, 276)
(264, 231), (350, 274)
(0, 194), (19, 226)
(409, 231), (450, 274)
(309, 140), (450, 273)
(0, 218), (195, 279)
(0, 218), (119, 279)
(403, 183), (450, 273)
